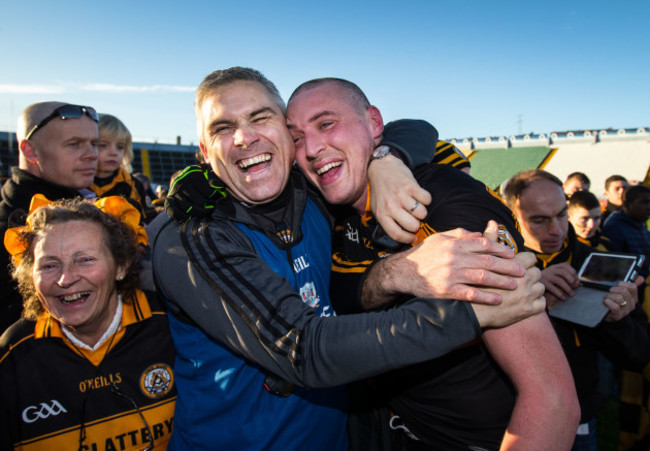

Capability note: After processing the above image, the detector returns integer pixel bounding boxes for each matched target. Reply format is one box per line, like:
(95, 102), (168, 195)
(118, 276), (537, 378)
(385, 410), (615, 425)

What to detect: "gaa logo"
(140, 363), (174, 399)
(22, 400), (67, 423)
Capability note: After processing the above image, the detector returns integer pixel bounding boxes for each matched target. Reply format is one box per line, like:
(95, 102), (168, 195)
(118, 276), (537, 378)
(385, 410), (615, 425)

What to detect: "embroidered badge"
(497, 225), (518, 253)
(140, 363), (174, 399)
(299, 281), (321, 309)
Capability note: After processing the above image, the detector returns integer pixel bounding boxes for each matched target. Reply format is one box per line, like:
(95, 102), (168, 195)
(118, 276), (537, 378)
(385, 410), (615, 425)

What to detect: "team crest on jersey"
(497, 225), (518, 252)
(140, 363), (174, 399)
(299, 281), (320, 309)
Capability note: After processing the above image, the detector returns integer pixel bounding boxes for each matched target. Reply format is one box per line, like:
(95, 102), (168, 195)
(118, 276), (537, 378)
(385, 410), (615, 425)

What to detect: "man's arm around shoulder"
(153, 217), (487, 388)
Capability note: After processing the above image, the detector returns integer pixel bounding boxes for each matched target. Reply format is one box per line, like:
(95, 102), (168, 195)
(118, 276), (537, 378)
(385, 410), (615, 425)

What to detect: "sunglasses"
(24, 104), (99, 141)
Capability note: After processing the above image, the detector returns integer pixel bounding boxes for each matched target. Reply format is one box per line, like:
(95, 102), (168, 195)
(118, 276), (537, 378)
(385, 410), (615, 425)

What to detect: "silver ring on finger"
(620, 300), (628, 307)
(409, 201), (420, 213)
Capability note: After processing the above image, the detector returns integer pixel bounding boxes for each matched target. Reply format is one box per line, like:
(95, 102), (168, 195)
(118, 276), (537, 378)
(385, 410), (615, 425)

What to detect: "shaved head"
(15, 101), (99, 188)
(289, 78), (371, 115)
(17, 101), (68, 143)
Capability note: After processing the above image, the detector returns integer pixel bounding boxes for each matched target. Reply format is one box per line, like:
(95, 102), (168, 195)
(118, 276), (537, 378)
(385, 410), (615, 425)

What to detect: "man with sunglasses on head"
(0, 101), (99, 333)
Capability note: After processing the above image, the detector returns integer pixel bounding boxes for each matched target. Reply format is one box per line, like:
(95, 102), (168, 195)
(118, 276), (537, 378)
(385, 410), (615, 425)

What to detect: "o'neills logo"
(79, 372), (122, 393)
(139, 363), (174, 399)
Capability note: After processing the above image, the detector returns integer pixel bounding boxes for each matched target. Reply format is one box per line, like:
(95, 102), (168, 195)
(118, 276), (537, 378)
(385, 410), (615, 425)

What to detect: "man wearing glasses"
(0, 102), (99, 333)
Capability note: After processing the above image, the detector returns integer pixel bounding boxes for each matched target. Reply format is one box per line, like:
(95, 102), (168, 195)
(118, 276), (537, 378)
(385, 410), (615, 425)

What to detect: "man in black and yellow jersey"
(287, 78), (579, 451)
(504, 168), (650, 449)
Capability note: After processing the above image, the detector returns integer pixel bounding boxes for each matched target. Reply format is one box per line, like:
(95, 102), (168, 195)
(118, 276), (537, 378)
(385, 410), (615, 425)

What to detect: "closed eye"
(212, 125), (234, 135)
(252, 115), (271, 124)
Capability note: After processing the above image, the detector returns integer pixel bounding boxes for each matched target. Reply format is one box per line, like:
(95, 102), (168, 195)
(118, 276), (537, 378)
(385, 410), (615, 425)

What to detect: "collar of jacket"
(204, 169), (309, 249)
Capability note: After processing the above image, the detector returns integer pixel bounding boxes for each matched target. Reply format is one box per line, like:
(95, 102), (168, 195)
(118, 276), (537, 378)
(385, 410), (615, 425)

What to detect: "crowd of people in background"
(0, 67), (648, 450)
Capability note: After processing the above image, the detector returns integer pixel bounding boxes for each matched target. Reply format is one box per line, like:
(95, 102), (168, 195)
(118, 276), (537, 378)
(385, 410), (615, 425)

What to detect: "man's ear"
(20, 140), (39, 164)
(199, 141), (210, 164)
(366, 106), (385, 140)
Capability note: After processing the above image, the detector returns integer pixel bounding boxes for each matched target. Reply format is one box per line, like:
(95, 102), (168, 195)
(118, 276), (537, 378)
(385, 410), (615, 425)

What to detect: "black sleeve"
(131, 176), (148, 210)
(0, 243), (22, 335)
(416, 164), (523, 248)
(596, 302), (650, 371)
(0, 356), (17, 450)
(381, 119), (438, 169)
(330, 164), (523, 314)
(572, 241), (650, 371)
(152, 217), (482, 388)
(0, 322), (31, 449)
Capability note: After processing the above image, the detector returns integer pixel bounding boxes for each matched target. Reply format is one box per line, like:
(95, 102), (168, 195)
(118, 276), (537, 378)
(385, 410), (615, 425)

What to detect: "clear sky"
(1, 0), (648, 144)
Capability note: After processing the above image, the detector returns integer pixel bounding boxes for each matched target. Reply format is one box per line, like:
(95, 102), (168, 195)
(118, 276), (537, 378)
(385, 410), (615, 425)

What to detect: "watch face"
(372, 145), (391, 159)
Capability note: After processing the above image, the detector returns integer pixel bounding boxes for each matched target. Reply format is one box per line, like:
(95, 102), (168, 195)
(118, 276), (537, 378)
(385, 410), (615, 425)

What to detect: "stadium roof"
(543, 138), (650, 192)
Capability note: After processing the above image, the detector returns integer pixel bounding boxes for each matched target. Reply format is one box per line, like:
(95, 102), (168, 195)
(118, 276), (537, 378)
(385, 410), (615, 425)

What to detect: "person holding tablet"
(503, 168), (650, 449)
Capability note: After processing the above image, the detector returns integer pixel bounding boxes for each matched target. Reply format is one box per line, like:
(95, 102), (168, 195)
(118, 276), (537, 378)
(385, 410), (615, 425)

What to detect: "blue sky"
(0, 0), (647, 144)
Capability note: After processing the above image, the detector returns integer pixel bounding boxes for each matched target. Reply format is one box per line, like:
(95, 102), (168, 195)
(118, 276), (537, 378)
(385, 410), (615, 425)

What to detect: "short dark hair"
(11, 199), (140, 320)
(503, 169), (562, 209)
(565, 172), (590, 186)
(288, 78), (371, 114)
(568, 190), (600, 211)
(623, 185), (650, 207)
(195, 67), (285, 116)
(605, 174), (628, 190)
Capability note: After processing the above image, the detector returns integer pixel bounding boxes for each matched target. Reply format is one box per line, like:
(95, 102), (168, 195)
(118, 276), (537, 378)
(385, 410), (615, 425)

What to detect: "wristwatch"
(369, 145), (393, 164)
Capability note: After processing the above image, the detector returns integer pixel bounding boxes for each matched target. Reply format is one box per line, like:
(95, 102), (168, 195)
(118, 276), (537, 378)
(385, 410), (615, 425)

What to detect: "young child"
(90, 114), (148, 218)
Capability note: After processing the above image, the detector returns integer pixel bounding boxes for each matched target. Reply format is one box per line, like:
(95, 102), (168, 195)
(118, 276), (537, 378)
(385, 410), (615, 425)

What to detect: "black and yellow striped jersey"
(433, 140), (470, 171)
(0, 290), (176, 450)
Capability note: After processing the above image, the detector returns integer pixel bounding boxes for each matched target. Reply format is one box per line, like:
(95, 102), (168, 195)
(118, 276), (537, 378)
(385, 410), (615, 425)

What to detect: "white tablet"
(578, 252), (639, 289)
(549, 252), (643, 327)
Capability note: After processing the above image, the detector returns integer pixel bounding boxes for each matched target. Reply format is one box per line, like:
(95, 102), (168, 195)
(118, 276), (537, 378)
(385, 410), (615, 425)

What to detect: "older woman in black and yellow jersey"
(0, 195), (175, 450)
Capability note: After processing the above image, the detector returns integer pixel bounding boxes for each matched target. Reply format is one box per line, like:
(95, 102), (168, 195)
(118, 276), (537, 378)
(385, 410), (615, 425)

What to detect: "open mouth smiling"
(59, 291), (91, 304)
(238, 154), (271, 173)
(315, 161), (341, 176)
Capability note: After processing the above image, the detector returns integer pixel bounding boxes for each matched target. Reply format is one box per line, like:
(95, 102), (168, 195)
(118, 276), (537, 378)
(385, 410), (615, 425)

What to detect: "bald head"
(17, 101), (68, 143)
(16, 101), (99, 189)
(288, 78), (371, 116)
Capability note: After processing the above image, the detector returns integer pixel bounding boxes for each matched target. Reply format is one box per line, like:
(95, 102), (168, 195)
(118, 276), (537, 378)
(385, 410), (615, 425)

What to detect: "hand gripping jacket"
(152, 169), (482, 450)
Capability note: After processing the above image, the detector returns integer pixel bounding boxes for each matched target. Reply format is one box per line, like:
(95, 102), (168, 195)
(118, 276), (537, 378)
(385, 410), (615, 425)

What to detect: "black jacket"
(532, 228), (650, 422)
(0, 168), (83, 333)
